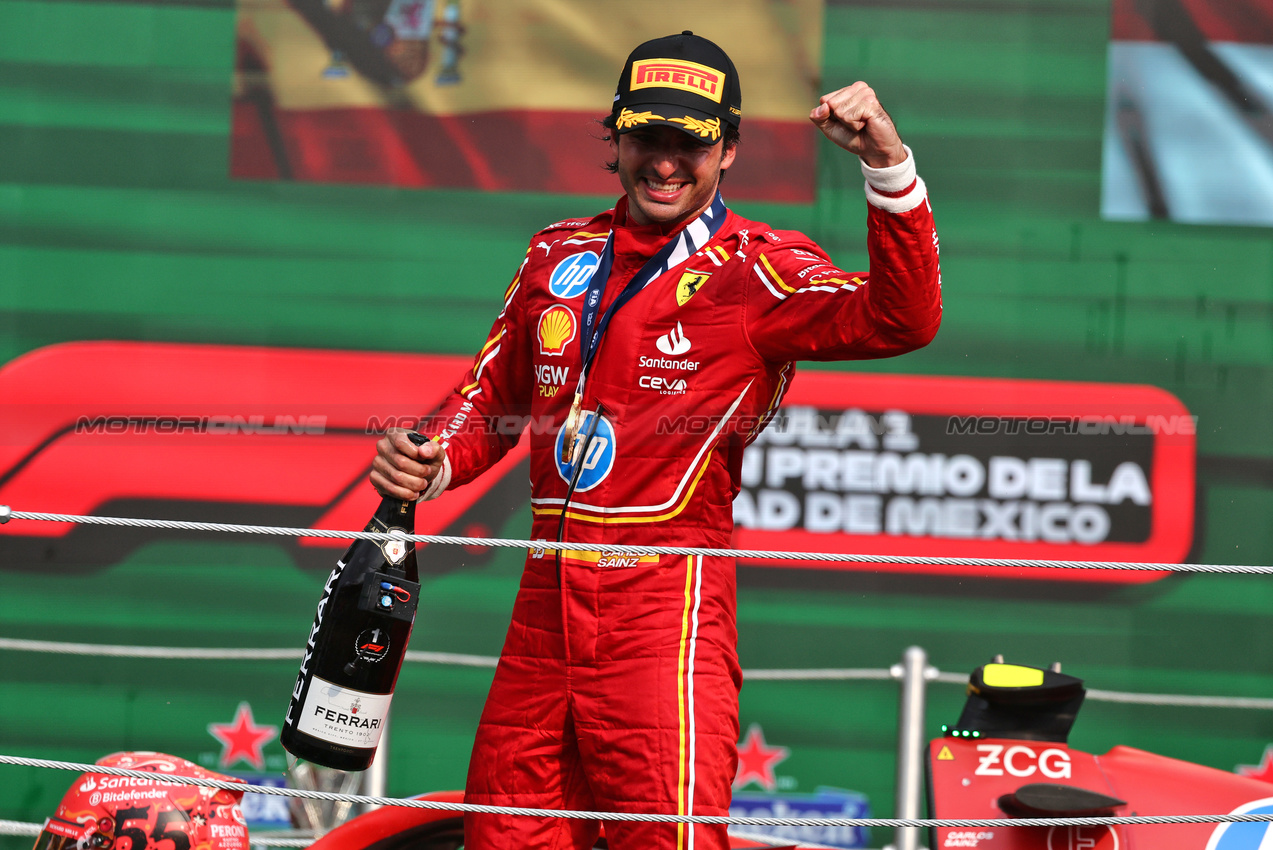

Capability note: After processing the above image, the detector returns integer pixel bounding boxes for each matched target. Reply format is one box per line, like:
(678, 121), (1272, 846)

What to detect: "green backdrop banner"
(4, 1), (1273, 848)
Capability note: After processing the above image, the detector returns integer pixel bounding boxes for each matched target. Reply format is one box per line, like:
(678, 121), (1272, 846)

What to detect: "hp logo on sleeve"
(549, 252), (601, 299)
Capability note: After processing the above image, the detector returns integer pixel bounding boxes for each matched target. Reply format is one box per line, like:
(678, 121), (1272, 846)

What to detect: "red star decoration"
(208, 702), (276, 771)
(733, 724), (790, 792)
(1237, 745), (1273, 783)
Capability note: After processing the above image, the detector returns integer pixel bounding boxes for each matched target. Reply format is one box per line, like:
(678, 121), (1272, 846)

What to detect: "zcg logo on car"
(974, 744), (1071, 778)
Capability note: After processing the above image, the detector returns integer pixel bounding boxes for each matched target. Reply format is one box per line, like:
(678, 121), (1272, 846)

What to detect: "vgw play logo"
(729, 724), (871, 849)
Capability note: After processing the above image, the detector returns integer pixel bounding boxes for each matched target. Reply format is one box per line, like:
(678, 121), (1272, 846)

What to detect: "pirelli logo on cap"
(631, 58), (724, 103)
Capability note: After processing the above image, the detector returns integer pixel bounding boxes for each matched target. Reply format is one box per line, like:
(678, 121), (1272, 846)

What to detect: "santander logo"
(656, 323), (692, 356)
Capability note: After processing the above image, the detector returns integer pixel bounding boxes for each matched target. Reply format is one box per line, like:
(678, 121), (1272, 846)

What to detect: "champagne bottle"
(281, 433), (426, 771)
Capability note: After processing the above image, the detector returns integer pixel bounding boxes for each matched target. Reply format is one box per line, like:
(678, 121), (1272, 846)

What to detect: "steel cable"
(3, 639), (1272, 709)
(4, 507), (1272, 574)
(4, 755), (1273, 830)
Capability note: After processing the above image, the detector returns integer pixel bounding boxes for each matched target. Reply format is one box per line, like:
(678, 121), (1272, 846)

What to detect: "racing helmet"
(33, 752), (248, 850)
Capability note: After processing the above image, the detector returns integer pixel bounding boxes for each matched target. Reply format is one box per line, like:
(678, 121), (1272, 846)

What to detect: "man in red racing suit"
(372, 31), (941, 850)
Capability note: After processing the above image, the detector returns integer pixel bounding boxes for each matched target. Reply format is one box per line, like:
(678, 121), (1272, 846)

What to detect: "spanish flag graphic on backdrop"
(230, 0), (824, 201)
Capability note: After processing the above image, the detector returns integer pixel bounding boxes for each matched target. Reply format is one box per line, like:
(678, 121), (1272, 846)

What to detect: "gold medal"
(561, 390), (583, 465)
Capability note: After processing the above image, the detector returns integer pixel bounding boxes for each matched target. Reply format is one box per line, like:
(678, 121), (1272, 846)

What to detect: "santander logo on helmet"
(38, 751), (248, 850)
(656, 322), (691, 356)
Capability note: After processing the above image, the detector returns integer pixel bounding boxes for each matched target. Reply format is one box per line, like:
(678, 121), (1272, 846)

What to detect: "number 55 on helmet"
(33, 752), (248, 850)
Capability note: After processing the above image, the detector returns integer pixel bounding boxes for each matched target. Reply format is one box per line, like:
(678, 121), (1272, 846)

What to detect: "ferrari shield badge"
(382, 531), (409, 565)
(677, 270), (712, 306)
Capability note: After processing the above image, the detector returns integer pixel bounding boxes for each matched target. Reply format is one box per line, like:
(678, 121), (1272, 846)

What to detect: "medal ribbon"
(562, 191), (728, 464)
(578, 191), (728, 374)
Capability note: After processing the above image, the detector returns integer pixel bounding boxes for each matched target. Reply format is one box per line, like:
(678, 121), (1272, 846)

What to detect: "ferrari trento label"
(296, 675), (391, 749)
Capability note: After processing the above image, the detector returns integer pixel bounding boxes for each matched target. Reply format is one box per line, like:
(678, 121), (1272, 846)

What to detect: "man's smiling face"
(610, 125), (737, 228)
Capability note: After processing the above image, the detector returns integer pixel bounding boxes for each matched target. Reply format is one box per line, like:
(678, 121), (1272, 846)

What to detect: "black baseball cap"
(610, 31), (742, 144)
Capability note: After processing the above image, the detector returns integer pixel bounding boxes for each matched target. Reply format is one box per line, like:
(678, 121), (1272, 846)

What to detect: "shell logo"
(538, 305), (577, 356)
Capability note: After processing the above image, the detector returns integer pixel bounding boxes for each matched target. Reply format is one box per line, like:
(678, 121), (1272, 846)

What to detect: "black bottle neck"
(373, 496), (416, 531)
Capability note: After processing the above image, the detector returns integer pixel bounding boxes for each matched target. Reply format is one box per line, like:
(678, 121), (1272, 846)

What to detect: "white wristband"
(418, 453), (452, 502)
(860, 144), (917, 192)
(861, 145), (926, 213)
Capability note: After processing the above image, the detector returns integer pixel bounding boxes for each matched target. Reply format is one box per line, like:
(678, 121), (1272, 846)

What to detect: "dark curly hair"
(599, 113), (741, 176)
